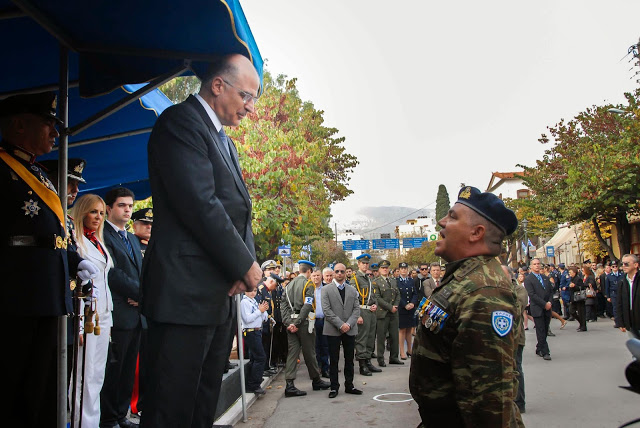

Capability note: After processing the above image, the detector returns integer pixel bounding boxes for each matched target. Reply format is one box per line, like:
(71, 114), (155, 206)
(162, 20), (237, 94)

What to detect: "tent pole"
(57, 44), (70, 428)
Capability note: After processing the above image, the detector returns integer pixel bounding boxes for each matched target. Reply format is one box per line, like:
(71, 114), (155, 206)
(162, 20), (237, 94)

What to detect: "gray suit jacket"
(142, 95), (256, 326)
(321, 282), (360, 337)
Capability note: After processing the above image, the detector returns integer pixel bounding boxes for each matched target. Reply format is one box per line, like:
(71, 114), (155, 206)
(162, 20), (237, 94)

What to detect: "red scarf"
(84, 227), (106, 257)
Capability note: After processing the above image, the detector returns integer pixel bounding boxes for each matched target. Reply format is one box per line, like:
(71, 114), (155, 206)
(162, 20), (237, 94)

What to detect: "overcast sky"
(241, 1), (640, 228)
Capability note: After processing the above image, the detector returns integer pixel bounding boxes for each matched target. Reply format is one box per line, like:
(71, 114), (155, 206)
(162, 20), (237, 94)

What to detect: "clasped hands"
(228, 261), (263, 296)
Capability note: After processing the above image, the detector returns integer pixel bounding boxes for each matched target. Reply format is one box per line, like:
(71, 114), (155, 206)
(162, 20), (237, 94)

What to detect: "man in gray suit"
(141, 54), (263, 428)
(322, 263), (362, 398)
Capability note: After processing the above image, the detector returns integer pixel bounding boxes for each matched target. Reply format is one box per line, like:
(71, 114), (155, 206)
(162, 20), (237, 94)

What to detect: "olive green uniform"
(373, 275), (400, 363)
(281, 274), (321, 381)
(409, 256), (524, 427)
(352, 271), (377, 361)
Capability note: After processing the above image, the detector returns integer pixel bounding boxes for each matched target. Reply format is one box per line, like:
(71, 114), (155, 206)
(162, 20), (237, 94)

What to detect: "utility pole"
(522, 218), (529, 265)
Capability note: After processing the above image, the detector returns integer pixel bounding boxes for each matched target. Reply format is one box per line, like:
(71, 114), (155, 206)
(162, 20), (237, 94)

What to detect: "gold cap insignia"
(145, 211), (153, 218)
(459, 187), (471, 199)
(74, 162), (85, 173)
(51, 96), (57, 110)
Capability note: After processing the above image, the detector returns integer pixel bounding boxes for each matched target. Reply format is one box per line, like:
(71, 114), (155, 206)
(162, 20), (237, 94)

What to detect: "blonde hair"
(72, 194), (106, 256)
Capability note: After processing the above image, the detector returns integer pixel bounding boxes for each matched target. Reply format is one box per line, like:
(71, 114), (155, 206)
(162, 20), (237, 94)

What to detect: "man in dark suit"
(524, 258), (553, 360)
(140, 54), (263, 428)
(616, 254), (640, 335)
(101, 187), (143, 428)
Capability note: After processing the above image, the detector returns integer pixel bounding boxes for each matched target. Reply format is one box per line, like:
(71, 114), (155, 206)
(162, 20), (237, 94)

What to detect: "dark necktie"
(535, 274), (545, 289)
(118, 229), (134, 260)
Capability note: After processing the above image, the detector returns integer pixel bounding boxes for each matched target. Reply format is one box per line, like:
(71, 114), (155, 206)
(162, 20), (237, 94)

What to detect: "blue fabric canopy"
(1, 0), (263, 97)
(39, 84), (173, 199)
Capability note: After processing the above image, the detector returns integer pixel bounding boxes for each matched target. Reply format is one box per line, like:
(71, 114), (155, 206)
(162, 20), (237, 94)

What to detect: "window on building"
(517, 189), (530, 199)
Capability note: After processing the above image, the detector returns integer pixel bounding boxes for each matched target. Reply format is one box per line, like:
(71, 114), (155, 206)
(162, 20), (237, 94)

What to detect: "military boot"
(359, 360), (372, 376)
(285, 380), (307, 397)
(312, 377), (331, 390)
(366, 359), (382, 373)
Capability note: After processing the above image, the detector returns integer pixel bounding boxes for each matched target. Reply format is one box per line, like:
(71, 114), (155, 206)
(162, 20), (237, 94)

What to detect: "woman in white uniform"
(72, 194), (113, 427)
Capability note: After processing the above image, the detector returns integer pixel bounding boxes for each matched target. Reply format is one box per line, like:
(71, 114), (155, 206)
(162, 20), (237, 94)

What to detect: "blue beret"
(356, 253), (371, 262)
(298, 260), (315, 268)
(456, 186), (518, 235)
(370, 263), (379, 270)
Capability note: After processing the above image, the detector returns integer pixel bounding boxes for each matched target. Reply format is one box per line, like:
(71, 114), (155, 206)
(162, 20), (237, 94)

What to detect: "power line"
(358, 200), (437, 235)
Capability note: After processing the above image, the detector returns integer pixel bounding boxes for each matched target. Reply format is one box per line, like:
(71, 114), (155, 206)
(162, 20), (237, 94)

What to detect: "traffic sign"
(277, 245), (291, 257)
(342, 240), (370, 251)
(372, 239), (400, 250)
(402, 237), (429, 249)
(546, 246), (555, 257)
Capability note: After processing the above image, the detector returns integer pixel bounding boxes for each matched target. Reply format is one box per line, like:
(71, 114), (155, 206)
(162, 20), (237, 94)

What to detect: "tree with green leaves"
(519, 88), (640, 259)
(435, 184), (450, 230)
(229, 72), (358, 260)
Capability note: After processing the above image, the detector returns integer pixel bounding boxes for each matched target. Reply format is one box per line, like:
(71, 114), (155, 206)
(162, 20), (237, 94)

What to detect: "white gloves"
(77, 260), (99, 283)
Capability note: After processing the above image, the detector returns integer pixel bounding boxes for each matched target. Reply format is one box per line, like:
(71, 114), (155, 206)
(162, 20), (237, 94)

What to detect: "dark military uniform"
(409, 256), (523, 427)
(1, 142), (83, 426)
(373, 274), (401, 364)
(256, 281), (274, 369)
(270, 281), (288, 366)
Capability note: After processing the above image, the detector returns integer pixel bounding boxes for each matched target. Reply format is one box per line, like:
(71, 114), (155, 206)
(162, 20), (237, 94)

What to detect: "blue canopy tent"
(40, 84), (173, 199)
(0, 1), (263, 425)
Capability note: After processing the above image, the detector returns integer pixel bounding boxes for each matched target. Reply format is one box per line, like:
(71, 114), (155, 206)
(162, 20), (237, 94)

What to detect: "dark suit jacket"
(142, 95), (256, 326)
(615, 273), (640, 332)
(524, 273), (552, 318)
(104, 224), (144, 329)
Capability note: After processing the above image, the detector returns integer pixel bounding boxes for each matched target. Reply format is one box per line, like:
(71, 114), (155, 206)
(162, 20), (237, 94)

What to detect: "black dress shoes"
(345, 387), (363, 395)
(543, 354), (552, 361)
(118, 419), (139, 428)
(389, 359), (405, 365)
(312, 378), (331, 390)
(321, 370), (330, 378)
(377, 359), (387, 367)
(328, 390), (339, 399)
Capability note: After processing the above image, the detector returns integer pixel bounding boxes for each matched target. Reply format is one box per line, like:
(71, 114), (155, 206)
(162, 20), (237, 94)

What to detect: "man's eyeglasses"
(334, 270), (345, 273)
(623, 262), (631, 267)
(366, 274), (374, 277)
(420, 268), (428, 271)
(222, 79), (259, 105)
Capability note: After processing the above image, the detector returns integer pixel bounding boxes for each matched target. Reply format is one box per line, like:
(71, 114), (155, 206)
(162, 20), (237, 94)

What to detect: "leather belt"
(243, 328), (262, 332)
(360, 305), (371, 310)
(7, 234), (67, 250)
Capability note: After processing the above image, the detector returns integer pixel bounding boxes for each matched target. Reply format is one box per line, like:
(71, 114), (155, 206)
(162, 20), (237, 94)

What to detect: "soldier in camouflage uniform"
(351, 253), (381, 376)
(373, 259), (403, 366)
(409, 186), (524, 427)
(281, 260), (330, 397)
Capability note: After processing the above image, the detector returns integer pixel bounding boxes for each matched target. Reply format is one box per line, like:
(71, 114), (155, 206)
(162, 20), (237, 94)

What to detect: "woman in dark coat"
(397, 270), (418, 359)
(568, 266), (587, 332)
(583, 265), (598, 322)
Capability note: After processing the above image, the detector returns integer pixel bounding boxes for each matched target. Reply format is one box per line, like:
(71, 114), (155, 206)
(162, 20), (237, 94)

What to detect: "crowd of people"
(240, 255), (445, 399)
(3, 54), (638, 428)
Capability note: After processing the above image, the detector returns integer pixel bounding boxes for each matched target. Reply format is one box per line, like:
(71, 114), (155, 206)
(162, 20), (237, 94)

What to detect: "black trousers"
(271, 323), (288, 365)
(328, 334), (355, 391)
(101, 325), (141, 426)
(315, 318), (330, 373)
(244, 330), (266, 390)
(260, 323), (272, 371)
(4, 316), (58, 428)
(533, 310), (551, 356)
(140, 318), (232, 428)
(570, 301), (587, 330)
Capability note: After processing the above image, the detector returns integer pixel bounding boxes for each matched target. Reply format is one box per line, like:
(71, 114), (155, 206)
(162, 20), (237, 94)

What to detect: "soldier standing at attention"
(352, 253), (381, 376)
(373, 259), (403, 366)
(281, 260), (331, 397)
(409, 186), (523, 427)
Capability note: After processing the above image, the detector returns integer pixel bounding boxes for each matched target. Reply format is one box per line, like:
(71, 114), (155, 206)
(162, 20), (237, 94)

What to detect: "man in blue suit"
(101, 187), (144, 428)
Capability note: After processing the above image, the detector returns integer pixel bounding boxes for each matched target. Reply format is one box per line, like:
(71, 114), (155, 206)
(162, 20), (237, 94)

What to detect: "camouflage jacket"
(409, 256), (523, 428)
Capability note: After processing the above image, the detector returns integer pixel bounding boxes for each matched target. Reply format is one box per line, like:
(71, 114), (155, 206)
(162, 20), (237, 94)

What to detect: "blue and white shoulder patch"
(491, 311), (513, 337)
(304, 296), (314, 305)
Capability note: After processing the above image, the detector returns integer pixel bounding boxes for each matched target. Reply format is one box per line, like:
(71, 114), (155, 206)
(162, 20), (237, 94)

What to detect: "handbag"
(573, 290), (587, 302)
(586, 288), (596, 298)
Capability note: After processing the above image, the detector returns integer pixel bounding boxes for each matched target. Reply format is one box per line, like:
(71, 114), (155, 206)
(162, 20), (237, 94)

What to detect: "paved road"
(237, 316), (638, 428)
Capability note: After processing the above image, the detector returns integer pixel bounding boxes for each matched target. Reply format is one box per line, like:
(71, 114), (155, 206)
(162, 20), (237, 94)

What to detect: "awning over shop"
(535, 226), (579, 259)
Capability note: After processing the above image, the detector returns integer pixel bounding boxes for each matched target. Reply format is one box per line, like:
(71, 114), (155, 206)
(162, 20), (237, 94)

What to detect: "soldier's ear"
(469, 224), (485, 243)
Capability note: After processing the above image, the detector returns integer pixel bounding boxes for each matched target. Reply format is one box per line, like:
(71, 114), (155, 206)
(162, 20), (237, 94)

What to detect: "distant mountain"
(331, 206), (435, 240)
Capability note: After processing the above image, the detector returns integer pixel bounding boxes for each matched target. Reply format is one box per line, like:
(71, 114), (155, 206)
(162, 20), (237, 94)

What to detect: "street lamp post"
(522, 218), (529, 265)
